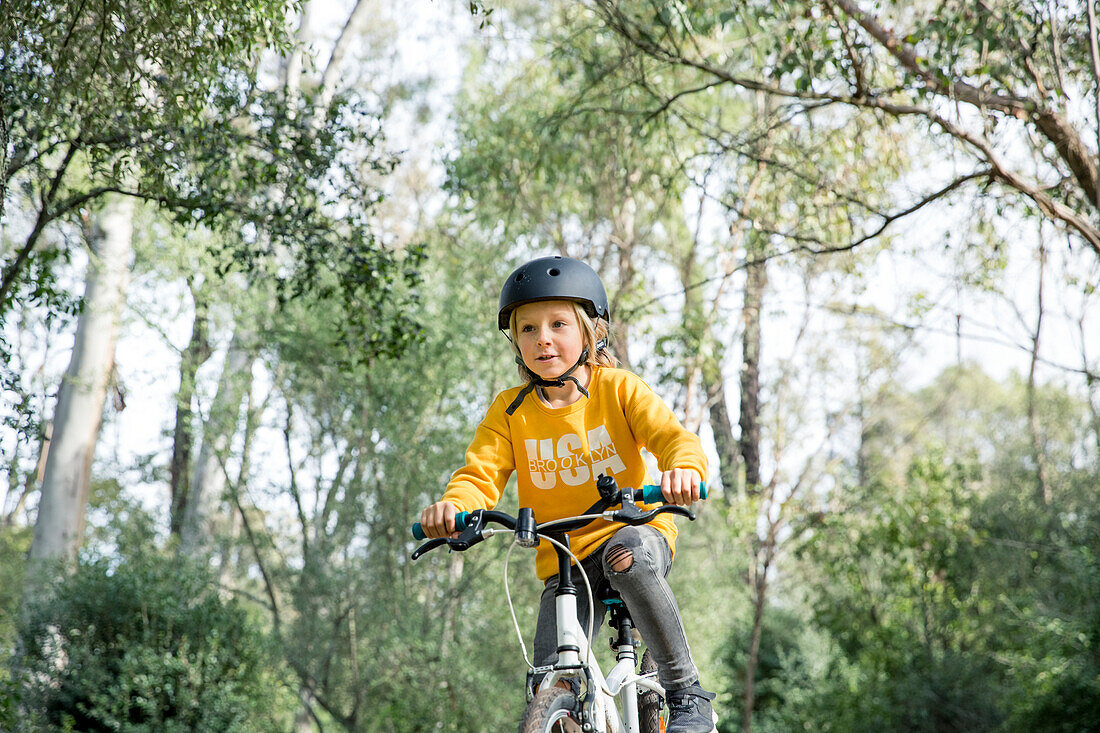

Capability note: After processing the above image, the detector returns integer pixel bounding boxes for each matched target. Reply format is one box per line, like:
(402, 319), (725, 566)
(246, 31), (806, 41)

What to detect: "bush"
(16, 554), (295, 732)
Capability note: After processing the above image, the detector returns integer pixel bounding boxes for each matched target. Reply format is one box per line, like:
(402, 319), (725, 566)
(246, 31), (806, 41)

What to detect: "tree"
(445, 6), (919, 730)
(4, 0), (422, 569)
(170, 0), (423, 554)
(787, 364), (1100, 730)
(189, 245), (527, 730)
(445, 1), (712, 368)
(2, 0), (291, 556)
(27, 194), (133, 566)
(0, 0), (289, 311)
(592, 0), (1100, 256)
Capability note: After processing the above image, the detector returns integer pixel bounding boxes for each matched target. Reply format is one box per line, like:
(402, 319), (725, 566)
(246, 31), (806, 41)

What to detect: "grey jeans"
(532, 524), (700, 690)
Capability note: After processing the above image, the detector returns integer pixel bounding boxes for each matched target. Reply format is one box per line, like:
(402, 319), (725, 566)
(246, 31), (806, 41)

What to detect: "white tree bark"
(179, 334), (253, 555)
(29, 193), (134, 564)
(315, 0), (372, 118)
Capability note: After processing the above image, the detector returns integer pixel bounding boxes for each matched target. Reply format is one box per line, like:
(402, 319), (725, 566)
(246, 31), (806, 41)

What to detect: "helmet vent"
(514, 273), (525, 282)
(548, 268), (560, 276)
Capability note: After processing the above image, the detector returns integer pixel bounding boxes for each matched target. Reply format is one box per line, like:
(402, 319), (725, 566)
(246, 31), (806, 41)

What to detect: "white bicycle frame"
(509, 529), (665, 733)
(542, 588), (663, 732)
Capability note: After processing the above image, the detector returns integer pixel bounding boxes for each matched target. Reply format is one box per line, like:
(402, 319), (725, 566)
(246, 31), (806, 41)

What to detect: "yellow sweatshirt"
(441, 366), (708, 580)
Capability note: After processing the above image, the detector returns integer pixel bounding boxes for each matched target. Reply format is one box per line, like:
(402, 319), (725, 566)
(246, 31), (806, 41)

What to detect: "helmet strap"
(505, 347), (592, 415)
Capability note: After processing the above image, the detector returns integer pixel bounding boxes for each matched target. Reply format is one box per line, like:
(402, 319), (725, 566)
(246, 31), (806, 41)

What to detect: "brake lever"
(411, 511), (488, 560)
(613, 503), (696, 526)
(614, 487), (646, 522)
(411, 538), (448, 560)
(653, 504), (696, 521)
(447, 514), (487, 551)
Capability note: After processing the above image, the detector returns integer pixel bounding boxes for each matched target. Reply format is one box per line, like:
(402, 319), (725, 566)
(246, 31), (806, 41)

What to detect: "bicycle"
(412, 474), (713, 733)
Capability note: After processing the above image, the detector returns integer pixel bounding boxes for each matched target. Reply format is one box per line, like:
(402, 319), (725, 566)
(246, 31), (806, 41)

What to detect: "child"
(418, 255), (716, 733)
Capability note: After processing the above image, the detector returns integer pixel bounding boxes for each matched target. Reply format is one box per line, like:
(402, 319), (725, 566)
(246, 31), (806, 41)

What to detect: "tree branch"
(827, 0), (1099, 211)
(594, 0), (1100, 254)
(1088, 0), (1100, 208)
(0, 142), (79, 309)
(622, 168), (994, 320)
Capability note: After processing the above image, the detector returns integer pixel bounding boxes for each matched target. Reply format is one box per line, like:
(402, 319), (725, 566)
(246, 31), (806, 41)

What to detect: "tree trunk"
(607, 176), (639, 370)
(677, 243), (741, 499)
(28, 194), (134, 565)
(169, 280), (212, 537)
(742, 572), (767, 733)
(0, 111), (9, 235)
(315, 0), (373, 117)
(614, 244), (635, 370)
(179, 333), (254, 555)
(3, 424), (51, 527)
(1027, 240), (1052, 505)
(703, 362), (741, 501)
(1087, 370), (1100, 458)
(739, 244), (766, 494)
(742, 500), (778, 733)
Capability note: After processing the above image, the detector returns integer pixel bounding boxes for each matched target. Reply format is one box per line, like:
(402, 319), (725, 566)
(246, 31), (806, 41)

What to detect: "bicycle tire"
(638, 649), (665, 733)
(519, 686), (583, 733)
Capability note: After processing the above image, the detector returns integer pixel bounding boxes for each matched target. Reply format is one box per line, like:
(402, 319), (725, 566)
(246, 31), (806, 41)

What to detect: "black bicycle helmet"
(497, 255), (610, 331)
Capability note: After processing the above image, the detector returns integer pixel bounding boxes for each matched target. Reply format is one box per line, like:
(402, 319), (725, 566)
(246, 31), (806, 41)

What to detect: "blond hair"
(509, 300), (618, 382)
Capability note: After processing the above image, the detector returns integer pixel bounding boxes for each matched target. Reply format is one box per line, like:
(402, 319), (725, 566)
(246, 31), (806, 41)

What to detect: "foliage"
(0, 0), (290, 301)
(800, 453), (1002, 730)
(202, 244), (525, 730)
(716, 606), (831, 733)
(758, 365), (1100, 731)
(0, 0), (423, 385)
(593, 0), (1100, 255)
(444, 2), (686, 352)
(0, 524), (31, 663)
(15, 553), (296, 732)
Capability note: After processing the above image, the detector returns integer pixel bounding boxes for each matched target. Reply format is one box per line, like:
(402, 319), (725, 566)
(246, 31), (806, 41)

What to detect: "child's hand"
(660, 468), (703, 506)
(419, 501), (461, 539)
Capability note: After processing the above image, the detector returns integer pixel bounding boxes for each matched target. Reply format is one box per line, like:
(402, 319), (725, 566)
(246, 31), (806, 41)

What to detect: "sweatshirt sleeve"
(440, 393), (515, 512)
(622, 373), (708, 479)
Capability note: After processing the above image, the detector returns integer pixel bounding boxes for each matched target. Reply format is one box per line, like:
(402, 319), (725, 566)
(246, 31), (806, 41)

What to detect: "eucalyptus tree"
(154, 4), (491, 726)
(591, 0), (1100, 257)
(194, 242), (526, 730)
(6, 0), (417, 573)
(27, 196), (134, 566)
(5, 0), (295, 573)
(0, 0), (289, 313)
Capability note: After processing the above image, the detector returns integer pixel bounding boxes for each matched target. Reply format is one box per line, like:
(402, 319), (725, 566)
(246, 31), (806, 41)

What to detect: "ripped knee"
(606, 543), (634, 572)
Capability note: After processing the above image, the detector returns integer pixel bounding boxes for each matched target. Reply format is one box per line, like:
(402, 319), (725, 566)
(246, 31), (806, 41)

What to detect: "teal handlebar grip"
(412, 511), (470, 540)
(640, 482), (708, 504)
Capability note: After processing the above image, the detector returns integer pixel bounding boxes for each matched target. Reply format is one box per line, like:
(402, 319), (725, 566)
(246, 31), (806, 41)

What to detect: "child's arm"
(420, 394), (515, 537)
(622, 374), (708, 503)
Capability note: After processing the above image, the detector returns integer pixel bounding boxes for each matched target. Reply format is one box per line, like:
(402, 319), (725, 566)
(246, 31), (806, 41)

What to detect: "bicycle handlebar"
(637, 481), (708, 505)
(410, 481), (708, 541)
(411, 511), (471, 541)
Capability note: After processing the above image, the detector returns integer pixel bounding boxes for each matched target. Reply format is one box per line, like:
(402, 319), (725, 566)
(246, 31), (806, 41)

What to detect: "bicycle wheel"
(638, 649), (665, 733)
(519, 686), (583, 733)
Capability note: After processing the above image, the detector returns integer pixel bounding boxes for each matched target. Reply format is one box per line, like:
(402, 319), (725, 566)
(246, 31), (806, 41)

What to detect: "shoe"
(666, 682), (718, 733)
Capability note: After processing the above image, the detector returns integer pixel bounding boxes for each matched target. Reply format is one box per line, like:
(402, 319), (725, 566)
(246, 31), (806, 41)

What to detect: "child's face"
(513, 300), (587, 381)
